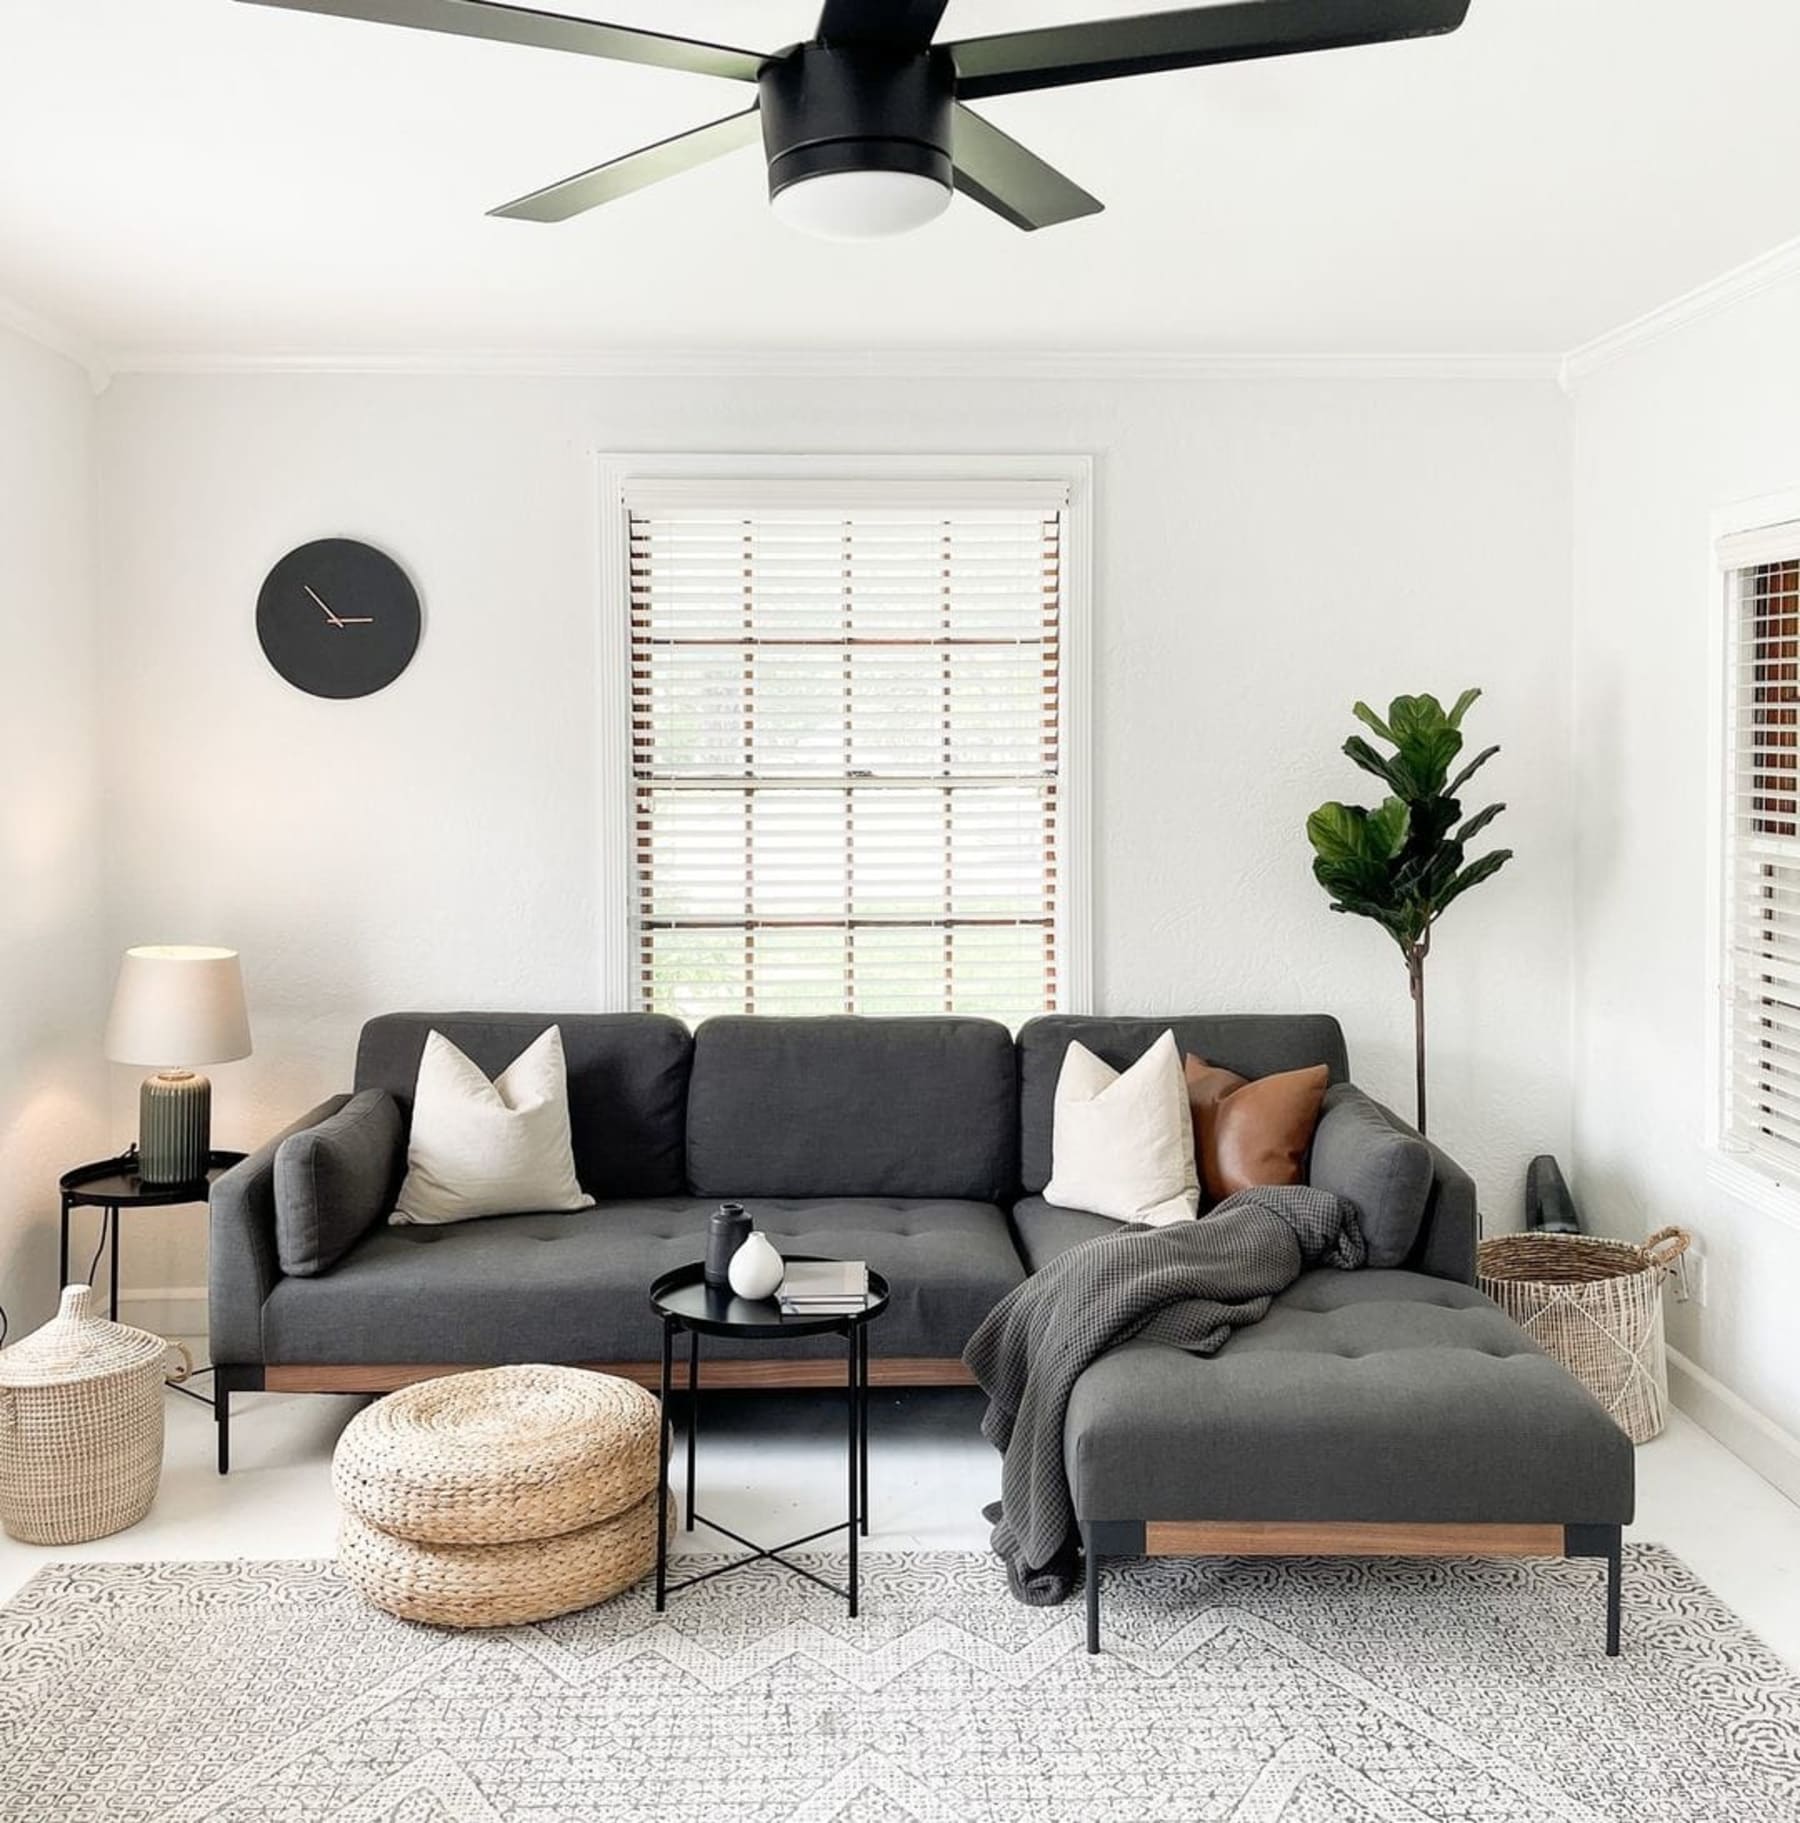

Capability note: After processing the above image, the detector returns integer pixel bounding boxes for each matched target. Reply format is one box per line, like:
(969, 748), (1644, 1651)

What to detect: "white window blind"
(626, 478), (1068, 1025)
(1721, 522), (1800, 1173)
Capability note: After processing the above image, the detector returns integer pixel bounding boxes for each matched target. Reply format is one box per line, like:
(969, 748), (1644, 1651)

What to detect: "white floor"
(4, 1384), (1799, 1671)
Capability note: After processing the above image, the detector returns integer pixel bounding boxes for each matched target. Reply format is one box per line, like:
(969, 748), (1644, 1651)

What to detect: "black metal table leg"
(847, 1324), (859, 1617)
(58, 1194), (70, 1290)
(655, 1318), (673, 1612)
(858, 1323), (869, 1537)
(107, 1209), (120, 1319)
(685, 1328), (699, 1531)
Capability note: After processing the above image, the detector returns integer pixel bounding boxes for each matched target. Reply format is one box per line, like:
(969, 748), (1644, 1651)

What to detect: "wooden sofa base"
(1082, 1519), (1624, 1658)
(260, 1358), (978, 1394)
(213, 1359), (977, 1474)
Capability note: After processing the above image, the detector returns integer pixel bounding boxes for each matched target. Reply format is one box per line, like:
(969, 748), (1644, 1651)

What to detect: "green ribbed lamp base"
(139, 1071), (211, 1184)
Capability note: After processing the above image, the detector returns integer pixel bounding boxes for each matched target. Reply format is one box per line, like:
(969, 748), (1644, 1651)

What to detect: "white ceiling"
(4, 1), (1800, 362)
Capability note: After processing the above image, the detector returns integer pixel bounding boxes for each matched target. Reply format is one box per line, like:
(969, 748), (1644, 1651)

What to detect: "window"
(1720, 519), (1800, 1175)
(620, 472), (1083, 1026)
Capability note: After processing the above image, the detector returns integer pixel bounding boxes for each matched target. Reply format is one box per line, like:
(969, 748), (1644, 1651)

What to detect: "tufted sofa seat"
(261, 1196), (1025, 1365)
(1064, 1269), (1634, 1527)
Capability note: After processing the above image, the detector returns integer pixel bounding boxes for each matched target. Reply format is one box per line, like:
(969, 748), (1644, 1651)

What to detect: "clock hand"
(334, 617), (373, 625)
(304, 584), (344, 628)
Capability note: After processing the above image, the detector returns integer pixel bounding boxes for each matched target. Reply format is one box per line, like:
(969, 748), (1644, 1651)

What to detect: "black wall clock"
(256, 538), (422, 699)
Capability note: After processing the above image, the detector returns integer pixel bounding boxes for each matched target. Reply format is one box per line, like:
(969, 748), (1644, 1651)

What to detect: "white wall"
(0, 323), (104, 1336)
(1571, 269), (1800, 1456)
(94, 370), (1573, 1301)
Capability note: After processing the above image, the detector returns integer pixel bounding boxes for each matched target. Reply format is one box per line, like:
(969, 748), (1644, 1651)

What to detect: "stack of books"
(777, 1260), (870, 1316)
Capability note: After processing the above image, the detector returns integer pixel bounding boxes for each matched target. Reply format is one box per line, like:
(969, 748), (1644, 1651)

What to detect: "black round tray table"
(648, 1256), (890, 1617)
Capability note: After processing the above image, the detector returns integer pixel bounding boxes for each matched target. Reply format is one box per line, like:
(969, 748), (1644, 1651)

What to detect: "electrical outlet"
(1676, 1247), (1706, 1307)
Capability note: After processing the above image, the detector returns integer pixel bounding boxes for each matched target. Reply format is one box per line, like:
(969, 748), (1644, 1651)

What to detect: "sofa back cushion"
(354, 1013), (693, 1198)
(1017, 1015), (1350, 1195)
(686, 1015), (1017, 1200)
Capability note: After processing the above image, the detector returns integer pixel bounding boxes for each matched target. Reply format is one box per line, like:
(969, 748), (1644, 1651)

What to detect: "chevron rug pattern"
(1, 1547), (1796, 1821)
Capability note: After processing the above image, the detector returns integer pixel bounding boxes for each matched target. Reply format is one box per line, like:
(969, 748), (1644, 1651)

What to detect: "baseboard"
(116, 1285), (208, 1358)
(1667, 1346), (1800, 1507)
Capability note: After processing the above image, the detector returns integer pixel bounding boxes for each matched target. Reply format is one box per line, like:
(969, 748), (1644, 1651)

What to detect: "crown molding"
(103, 345), (1559, 384)
(1560, 234), (1800, 392)
(0, 295), (111, 394)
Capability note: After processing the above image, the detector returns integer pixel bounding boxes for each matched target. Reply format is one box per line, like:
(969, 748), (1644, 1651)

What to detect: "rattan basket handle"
(1643, 1226), (1691, 1269)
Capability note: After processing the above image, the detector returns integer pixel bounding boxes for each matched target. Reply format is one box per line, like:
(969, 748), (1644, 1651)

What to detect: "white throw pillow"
(1043, 1029), (1199, 1226)
(390, 1026), (595, 1226)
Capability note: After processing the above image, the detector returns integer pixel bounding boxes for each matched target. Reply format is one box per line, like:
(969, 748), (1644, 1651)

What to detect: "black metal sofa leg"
(1085, 1539), (1101, 1654)
(1565, 1523), (1623, 1656)
(1606, 1531), (1623, 1657)
(216, 1382), (230, 1475)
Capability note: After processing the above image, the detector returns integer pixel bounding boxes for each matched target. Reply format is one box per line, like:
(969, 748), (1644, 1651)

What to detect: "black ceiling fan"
(239, 0), (1471, 238)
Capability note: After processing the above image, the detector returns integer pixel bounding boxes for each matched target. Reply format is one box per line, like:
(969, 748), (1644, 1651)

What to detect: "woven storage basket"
(338, 1486), (670, 1628)
(1478, 1227), (1690, 1444)
(332, 1364), (662, 1545)
(0, 1284), (169, 1545)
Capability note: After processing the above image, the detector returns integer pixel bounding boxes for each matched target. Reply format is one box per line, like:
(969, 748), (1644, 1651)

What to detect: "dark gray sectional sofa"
(211, 1008), (1634, 1650)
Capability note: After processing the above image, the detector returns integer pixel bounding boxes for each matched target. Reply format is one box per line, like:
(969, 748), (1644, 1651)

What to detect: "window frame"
(1706, 486), (1800, 1232)
(595, 452), (1093, 1022)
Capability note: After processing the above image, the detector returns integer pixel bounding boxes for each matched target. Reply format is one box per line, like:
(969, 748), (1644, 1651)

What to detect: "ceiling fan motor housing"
(758, 43), (955, 201)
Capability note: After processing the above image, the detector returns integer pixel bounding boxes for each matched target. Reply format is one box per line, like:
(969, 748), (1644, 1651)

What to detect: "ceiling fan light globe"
(770, 169), (952, 241)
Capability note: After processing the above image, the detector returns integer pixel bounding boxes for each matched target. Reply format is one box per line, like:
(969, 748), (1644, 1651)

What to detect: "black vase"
(703, 1203), (753, 1290)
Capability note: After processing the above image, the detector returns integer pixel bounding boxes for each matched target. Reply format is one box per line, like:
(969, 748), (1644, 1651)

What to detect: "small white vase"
(727, 1231), (784, 1301)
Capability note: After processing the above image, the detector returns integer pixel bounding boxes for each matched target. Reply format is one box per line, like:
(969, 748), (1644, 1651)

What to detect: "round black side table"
(58, 1150), (246, 1324)
(648, 1258), (890, 1618)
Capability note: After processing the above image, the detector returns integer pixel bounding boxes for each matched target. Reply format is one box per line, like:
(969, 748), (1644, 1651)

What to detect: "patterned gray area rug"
(2, 1547), (1796, 1823)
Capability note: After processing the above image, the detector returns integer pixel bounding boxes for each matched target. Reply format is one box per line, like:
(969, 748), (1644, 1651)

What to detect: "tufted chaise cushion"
(1065, 1269), (1635, 1526)
(261, 1197), (1024, 1365)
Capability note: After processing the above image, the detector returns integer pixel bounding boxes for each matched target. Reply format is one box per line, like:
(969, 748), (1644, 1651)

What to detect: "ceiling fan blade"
(951, 105), (1102, 232)
(815, 0), (950, 51)
(488, 106), (761, 221)
(947, 0), (1469, 100)
(236, 0), (765, 83)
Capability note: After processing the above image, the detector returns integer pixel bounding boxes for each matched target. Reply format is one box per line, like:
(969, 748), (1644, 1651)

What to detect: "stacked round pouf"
(333, 1364), (667, 1628)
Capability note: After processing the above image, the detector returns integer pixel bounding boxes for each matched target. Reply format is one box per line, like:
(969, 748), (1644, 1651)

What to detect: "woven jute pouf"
(338, 1485), (670, 1628)
(333, 1364), (662, 1545)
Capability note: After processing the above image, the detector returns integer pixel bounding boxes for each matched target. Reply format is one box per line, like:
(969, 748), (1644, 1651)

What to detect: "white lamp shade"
(104, 946), (252, 1067)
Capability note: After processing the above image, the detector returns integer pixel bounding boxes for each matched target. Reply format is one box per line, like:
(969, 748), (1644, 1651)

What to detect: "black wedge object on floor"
(236, 0), (1472, 236)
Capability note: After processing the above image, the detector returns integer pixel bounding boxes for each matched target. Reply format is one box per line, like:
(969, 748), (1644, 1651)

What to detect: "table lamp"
(104, 946), (252, 1184)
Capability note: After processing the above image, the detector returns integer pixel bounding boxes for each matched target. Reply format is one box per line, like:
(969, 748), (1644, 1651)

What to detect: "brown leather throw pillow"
(1184, 1055), (1330, 1202)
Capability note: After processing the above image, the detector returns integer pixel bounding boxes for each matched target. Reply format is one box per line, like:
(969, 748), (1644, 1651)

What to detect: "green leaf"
(1445, 743), (1499, 798)
(1352, 700), (1394, 743)
(1385, 694), (1447, 744)
(1447, 687), (1482, 729)
(1306, 799), (1409, 867)
(1454, 801), (1506, 845)
(1435, 848), (1513, 917)
(1342, 735), (1405, 792)
(1367, 795), (1410, 859)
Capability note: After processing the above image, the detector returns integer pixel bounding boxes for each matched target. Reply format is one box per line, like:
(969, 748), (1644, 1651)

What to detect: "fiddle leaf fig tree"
(1305, 689), (1512, 1135)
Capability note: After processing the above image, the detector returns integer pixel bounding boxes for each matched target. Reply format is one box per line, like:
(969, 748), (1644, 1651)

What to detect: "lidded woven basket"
(1478, 1228), (1690, 1445)
(0, 1284), (169, 1545)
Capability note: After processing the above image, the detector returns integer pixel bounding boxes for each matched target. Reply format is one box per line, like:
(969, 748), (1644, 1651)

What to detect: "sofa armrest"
(1310, 1084), (1477, 1284)
(208, 1095), (349, 1364)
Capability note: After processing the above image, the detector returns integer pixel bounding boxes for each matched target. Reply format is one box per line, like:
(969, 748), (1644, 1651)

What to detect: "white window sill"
(1703, 1147), (1800, 1237)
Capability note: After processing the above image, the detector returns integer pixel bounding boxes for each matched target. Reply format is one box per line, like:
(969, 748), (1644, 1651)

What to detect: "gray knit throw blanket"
(963, 1185), (1366, 1605)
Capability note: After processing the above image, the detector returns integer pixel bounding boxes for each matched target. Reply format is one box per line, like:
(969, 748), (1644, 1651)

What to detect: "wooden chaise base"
(1081, 1519), (1624, 1658)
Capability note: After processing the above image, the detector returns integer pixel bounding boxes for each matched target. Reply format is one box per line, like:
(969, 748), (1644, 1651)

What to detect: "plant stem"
(1407, 945), (1427, 1135)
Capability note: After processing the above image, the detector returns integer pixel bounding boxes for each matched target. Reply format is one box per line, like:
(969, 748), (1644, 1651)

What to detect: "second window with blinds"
(624, 475), (1078, 1028)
